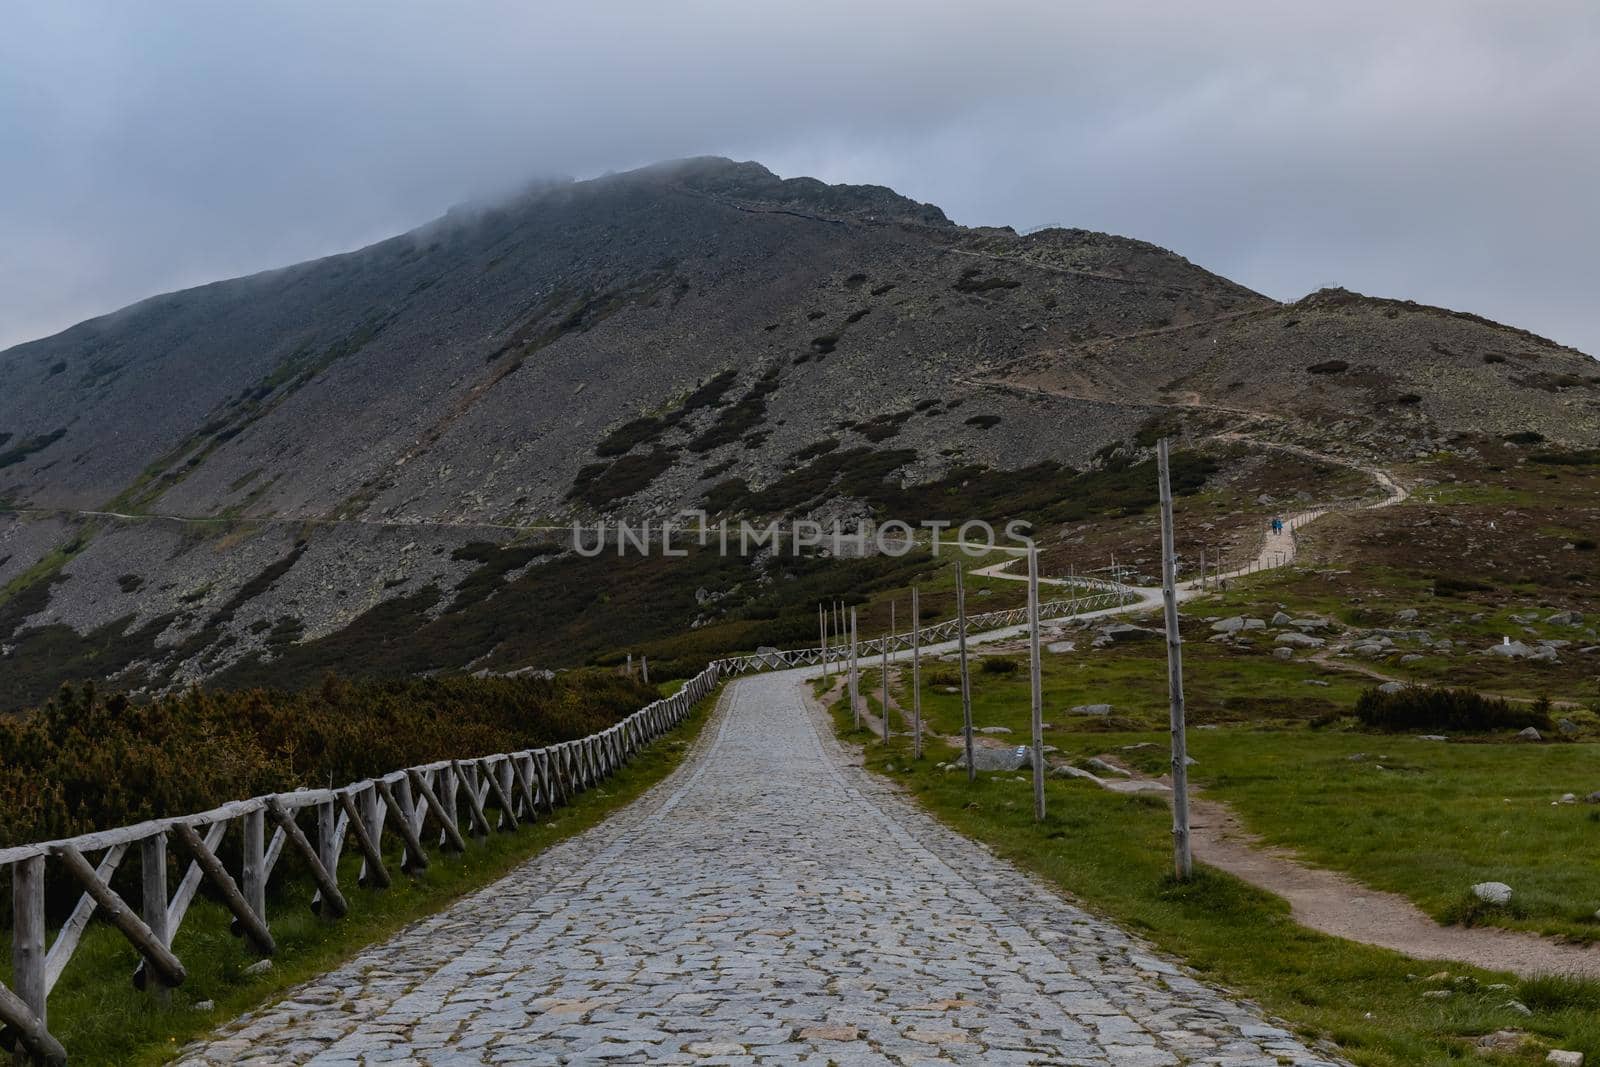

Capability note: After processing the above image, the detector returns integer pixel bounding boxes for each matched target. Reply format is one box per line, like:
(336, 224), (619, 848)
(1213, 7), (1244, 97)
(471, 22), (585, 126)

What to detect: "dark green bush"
(1352, 685), (1551, 733)
(979, 657), (1021, 675)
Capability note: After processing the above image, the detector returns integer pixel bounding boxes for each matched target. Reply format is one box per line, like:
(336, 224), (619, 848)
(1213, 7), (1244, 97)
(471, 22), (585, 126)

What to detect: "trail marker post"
(819, 604), (828, 678)
(849, 608), (861, 730)
(910, 585), (923, 760)
(881, 642), (891, 746)
(956, 562), (976, 784)
(1157, 438), (1194, 880)
(1028, 545), (1045, 821)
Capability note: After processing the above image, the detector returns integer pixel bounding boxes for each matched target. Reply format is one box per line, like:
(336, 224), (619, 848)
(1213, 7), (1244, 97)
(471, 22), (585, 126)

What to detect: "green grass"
(824, 685), (1600, 1066)
(1, 690), (718, 1066)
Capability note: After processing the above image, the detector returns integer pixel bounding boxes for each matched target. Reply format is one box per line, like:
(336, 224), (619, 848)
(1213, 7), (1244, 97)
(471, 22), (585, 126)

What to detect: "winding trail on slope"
(942, 442), (1600, 979)
(176, 673), (1338, 1066)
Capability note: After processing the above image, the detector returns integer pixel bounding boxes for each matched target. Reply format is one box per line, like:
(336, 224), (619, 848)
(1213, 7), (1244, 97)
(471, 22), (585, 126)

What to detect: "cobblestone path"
(177, 671), (1341, 1066)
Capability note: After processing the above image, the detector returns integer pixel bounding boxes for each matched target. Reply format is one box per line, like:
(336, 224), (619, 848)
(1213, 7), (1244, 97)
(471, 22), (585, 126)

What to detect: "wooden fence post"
(140, 834), (171, 1005)
(1158, 438), (1194, 880)
(13, 855), (47, 1033)
(1028, 545), (1045, 821)
(911, 585), (923, 760)
(956, 561), (975, 784)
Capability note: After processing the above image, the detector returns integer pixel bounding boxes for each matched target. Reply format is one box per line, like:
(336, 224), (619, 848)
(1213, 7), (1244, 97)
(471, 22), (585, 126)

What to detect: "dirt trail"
(1188, 791), (1600, 978)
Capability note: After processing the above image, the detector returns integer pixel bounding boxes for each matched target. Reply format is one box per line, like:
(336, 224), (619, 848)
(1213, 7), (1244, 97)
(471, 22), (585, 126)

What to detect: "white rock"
(1546, 1052), (1584, 1067)
(1471, 881), (1513, 906)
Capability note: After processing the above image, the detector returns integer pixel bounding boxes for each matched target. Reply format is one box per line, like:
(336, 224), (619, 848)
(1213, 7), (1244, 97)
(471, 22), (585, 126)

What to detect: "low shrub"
(979, 657), (1021, 675)
(1352, 685), (1552, 733)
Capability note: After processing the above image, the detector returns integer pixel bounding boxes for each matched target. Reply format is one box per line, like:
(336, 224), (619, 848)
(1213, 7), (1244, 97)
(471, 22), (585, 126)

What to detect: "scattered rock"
(1417, 735), (1447, 742)
(1272, 647), (1294, 660)
(1471, 881), (1513, 906)
(975, 726), (1012, 735)
(951, 747), (1029, 772)
(1046, 640), (1075, 654)
(1099, 623), (1159, 643)
(243, 959), (274, 977)
(1395, 608), (1419, 622)
(1271, 611), (1293, 626)
(1085, 757), (1132, 777)
(1517, 727), (1543, 742)
(1547, 1052), (1584, 1067)
(1585, 791), (1600, 804)
(1069, 703), (1113, 716)
(1211, 616), (1247, 633)
(1275, 631), (1325, 648)
(1399, 654), (1423, 664)
(1477, 1030), (1530, 1052)
(1504, 1000), (1532, 1016)
(1547, 611), (1584, 626)
(1420, 989), (1451, 1000)
(1558, 793), (1577, 804)
(1305, 679), (1331, 686)
(1378, 682), (1405, 695)
(1489, 640), (1534, 659)
(194, 1000), (216, 1012)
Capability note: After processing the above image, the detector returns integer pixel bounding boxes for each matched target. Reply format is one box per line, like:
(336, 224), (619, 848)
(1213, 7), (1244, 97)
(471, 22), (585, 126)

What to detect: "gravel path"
(176, 672), (1341, 1066)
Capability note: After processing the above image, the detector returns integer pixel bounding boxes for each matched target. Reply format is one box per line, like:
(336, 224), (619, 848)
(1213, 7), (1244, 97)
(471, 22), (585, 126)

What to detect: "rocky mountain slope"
(0, 157), (1593, 704)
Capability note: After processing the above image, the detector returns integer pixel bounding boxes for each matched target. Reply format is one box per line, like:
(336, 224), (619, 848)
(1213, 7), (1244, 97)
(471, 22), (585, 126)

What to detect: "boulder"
(1085, 757), (1132, 777)
(1471, 881), (1513, 906)
(1243, 618), (1267, 630)
(1400, 654), (1424, 664)
(1517, 727), (1543, 742)
(1271, 611), (1293, 626)
(1100, 623), (1159, 643)
(1585, 791), (1600, 804)
(1395, 608), (1419, 622)
(1546, 1052), (1584, 1067)
(1488, 641), (1534, 659)
(1272, 647), (1294, 660)
(1211, 616), (1246, 633)
(1275, 631), (1325, 648)
(1291, 616), (1331, 630)
(1046, 640), (1075, 654)
(1558, 718), (1580, 736)
(1378, 681), (1405, 695)
(975, 726), (1012, 735)
(1529, 645), (1561, 663)
(1547, 611), (1584, 626)
(1069, 703), (1113, 716)
(1417, 735), (1447, 742)
(952, 746), (1029, 772)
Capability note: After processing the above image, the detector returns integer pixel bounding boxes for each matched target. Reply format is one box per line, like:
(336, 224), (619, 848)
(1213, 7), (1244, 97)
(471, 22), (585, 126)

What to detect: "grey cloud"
(3, 0), (1596, 353)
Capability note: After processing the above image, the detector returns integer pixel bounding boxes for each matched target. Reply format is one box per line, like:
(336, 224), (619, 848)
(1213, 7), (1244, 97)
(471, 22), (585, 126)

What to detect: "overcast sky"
(3, 1), (1596, 355)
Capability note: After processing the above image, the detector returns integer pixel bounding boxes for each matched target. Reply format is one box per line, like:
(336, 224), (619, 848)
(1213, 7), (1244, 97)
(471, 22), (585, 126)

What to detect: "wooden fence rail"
(0, 664), (720, 1066)
(711, 578), (1136, 676)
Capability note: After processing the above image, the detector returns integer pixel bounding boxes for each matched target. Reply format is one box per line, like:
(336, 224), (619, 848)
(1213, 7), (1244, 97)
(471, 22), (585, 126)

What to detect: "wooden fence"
(712, 578), (1136, 676)
(0, 664), (720, 1065)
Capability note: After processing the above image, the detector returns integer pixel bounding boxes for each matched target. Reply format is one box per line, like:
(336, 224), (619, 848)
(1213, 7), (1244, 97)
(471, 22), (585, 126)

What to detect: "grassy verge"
(3, 688), (718, 1066)
(824, 682), (1600, 1065)
(887, 638), (1600, 941)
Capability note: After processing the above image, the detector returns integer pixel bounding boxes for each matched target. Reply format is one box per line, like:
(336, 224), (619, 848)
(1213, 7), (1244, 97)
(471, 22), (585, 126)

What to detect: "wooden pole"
(55, 845), (188, 988)
(170, 823), (276, 956)
(956, 561), (975, 784)
(849, 607), (860, 730)
(1157, 438), (1194, 880)
(881, 641), (891, 745)
(641, 655), (649, 686)
(1028, 545), (1045, 821)
(819, 604), (828, 678)
(911, 585), (923, 760)
(140, 834), (171, 1006)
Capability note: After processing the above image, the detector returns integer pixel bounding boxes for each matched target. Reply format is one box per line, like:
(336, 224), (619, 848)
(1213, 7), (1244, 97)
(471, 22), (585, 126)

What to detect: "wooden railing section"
(0, 664), (720, 1065)
(712, 578), (1136, 676)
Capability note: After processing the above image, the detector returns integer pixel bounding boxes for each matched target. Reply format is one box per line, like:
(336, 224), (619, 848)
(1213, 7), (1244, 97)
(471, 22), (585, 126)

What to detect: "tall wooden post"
(1199, 546), (1206, 591)
(1028, 545), (1045, 821)
(819, 604), (828, 678)
(955, 561), (975, 784)
(1157, 438), (1194, 880)
(910, 585), (923, 760)
(849, 607), (860, 730)
(241, 806), (266, 922)
(881, 642), (891, 745)
(641, 655), (650, 685)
